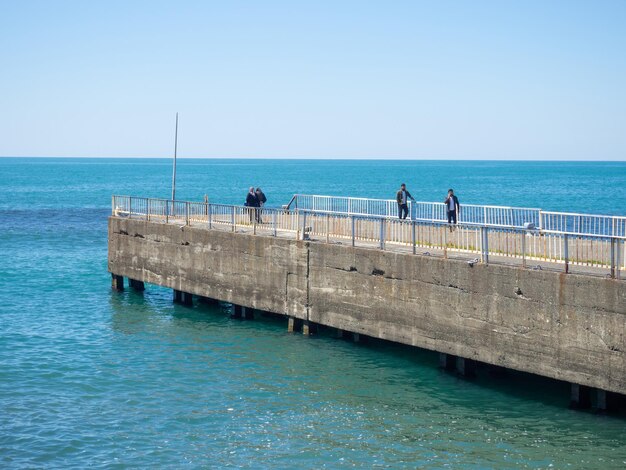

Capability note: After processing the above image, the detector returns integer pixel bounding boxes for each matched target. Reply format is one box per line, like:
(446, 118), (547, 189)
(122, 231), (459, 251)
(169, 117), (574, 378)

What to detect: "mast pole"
(171, 112), (179, 202)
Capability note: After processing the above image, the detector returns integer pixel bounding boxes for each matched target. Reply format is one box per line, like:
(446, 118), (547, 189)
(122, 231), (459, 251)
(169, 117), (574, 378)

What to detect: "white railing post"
(326, 214), (330, 243)
(481, 226), (489, 264)
(129, 197), (133, 219)
(146, 198), (150, 221)
(208, 204), (212, 229)
(351, 216), (356, 247)
(522, 230), (526, 268)
(412, 220), (416, 254)
(302, 212), (308, 240)
(231, 206), (235, 232)
(185, 202), (190, 226)
(563, 234), (569, 274)
(610, 237), (616, 279)
(379, 218), (385, 250)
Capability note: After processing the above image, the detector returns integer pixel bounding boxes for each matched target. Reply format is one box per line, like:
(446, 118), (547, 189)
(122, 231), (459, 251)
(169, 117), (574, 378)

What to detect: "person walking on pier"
(396, 183), (415, 219)
(255, 188), (267, 223)
(444, 188), (460, 231)
(245, 187), (259, 223)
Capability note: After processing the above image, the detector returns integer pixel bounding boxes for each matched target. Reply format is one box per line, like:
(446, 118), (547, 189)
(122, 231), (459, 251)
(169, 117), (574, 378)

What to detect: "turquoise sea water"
(1, 157), (625, 469)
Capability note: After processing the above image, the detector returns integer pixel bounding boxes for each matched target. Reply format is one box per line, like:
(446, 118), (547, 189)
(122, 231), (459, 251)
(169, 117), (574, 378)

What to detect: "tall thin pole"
(171, 112), (179, 202)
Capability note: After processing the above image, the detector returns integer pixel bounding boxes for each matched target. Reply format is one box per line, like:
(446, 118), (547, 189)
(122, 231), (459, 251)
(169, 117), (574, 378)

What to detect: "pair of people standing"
(245, 187), (267, 223)
(395, 184), (460, 228)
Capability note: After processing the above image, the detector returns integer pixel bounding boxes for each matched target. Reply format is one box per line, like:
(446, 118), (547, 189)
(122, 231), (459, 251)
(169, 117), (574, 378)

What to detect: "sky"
(1, 0), (625, 160)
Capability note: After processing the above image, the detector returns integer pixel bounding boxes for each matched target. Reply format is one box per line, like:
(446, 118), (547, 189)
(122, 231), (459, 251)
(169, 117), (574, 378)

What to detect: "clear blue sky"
(1, 0), (625, 160)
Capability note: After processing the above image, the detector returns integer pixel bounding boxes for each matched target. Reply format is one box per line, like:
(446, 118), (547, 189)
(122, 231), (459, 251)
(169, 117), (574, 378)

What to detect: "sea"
(1, 157), (625, 469)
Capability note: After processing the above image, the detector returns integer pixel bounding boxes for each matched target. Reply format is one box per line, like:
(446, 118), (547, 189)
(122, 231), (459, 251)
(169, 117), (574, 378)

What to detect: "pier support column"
(456, 357), (476, 377)
(570, 384), (592, 409)
(129, 279), (145, 291)
(173, 290), (192, 305)
(287, 316), (302, 333)
(111, 274), (124, 291)
(302, 321), (317, 336)
(353, 332), (360, 343)
(439, 353), (456, 371)
(232, 304), (243, 319)
(595, 389), (617, 412)
(242, 307), (254, 320)
(181, 291), (193, 306)
(597, 389), (608, 412)
(334, 328), (344, 339)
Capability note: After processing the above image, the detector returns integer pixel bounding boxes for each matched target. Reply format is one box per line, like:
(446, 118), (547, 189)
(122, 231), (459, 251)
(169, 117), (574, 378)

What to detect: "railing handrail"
(290, 193), (626, 236)
(293, 193), (542, 212)
(111, 195), (625, 278)
(111, 195), (626, 239)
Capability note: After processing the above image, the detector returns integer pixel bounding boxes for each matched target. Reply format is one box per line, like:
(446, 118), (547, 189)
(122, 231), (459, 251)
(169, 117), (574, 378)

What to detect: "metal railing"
(112, 195), (625, 279)
(288, 194), (626, 238)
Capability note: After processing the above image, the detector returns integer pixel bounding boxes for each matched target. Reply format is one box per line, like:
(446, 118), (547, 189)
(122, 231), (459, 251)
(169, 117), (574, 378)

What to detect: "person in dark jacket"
(444, 188), (460, 231)
(255, 188), (267, 223)
(396, 183), (415, 219)
(245, 187), (259, 222)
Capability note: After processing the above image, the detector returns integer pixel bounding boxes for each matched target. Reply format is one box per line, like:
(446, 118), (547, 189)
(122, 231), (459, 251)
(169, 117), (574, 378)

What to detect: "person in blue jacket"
(245, 187), (259, 222)
(444, 188), (460, 231)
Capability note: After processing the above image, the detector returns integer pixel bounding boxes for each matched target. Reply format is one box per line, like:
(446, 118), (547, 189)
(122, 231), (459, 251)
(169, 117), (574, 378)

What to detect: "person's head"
(256, 187), (261, 192)
(448, 189), (454, 195)
(400, 183), (406, 190)
(249, 186), (254, 193)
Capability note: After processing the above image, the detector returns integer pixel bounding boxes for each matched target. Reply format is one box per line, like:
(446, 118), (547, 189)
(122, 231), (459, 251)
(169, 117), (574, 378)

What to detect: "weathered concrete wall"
(108, 218), (309, 318)
(109, 217), (626, 395)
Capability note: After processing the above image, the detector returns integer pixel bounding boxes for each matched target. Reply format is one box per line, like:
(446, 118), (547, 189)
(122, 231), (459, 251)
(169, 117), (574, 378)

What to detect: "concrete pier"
(108, 217), (626, 398)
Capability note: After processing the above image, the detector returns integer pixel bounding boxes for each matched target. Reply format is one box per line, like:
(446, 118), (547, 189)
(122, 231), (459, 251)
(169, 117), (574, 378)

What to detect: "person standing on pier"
(255, 188), (267, 223)
(246, 187), (259, 223)
(444, 188), (460, 231)
(396, 183), (415, 219)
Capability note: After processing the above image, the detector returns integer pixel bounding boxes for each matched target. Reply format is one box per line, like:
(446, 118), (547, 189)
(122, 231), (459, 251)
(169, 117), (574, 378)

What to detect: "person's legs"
(398, 204), (403, 219)
(402, 204), (409, 219)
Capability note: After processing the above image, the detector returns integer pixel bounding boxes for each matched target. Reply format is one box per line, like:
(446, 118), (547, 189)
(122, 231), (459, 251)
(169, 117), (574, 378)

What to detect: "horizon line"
(1, 155), (625, 162)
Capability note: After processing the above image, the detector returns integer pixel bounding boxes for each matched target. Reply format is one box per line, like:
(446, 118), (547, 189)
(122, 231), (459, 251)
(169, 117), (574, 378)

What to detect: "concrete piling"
(242, 306), (254, 320)
(173, 290), (192, 306)
(111, 274), (124, 291)
(439, 353), (456, 371)
(570, 384), (592, 409)
(456, 357), (476, 377)
(302, 321), (318, 336)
